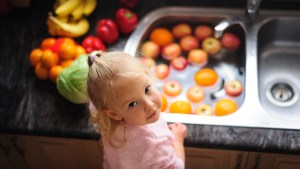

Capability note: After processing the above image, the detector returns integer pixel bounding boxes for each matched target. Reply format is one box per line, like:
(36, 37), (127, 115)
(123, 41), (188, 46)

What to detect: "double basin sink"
(124, 7), (300, 130)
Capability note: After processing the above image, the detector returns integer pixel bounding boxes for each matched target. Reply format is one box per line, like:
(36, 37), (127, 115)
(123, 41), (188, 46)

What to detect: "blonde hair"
(87, 51), (148, 146)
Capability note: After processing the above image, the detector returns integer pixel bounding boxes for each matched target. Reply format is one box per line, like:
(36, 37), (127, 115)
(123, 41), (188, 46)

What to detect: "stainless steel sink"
(257, 17), (300, 122)
(124, 7), (300, 130)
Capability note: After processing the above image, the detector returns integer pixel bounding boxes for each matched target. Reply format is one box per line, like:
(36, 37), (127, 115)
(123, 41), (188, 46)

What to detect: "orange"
(34, 63), (49, 80)
(58, 40), (76, 60)
(74, 45), (86, 59)
(29, 48), (43, 67)
(161, 95), (168, 112)
(60, 59), (74, 68)
(49, 65), (64, 83)
(40, 49), (59, 68)
(194, 68), (218, 86)
(169, 100), (192, 114)
(40, 38), (56, 50)
(150, 28), (174, 47)
(214, 99), (238, 116)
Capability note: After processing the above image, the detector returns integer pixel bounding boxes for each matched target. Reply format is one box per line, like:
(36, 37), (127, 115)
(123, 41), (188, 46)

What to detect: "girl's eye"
(128, 101), (137, 108)
(145, 86), (151, 94)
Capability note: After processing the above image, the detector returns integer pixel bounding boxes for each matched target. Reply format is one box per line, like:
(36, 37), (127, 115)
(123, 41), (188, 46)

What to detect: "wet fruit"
(169, 100), (192, 114)
(194, 68), (218, 86)
(215, 99), (238, 116)
(150, 28), (174, 47)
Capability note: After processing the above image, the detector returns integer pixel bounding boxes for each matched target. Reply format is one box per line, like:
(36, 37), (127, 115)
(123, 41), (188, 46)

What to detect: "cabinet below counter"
(1, 134), (300, 169)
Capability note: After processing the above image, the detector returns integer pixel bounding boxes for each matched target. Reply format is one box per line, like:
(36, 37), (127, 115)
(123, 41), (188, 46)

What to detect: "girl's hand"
(168, 122), (187, 143)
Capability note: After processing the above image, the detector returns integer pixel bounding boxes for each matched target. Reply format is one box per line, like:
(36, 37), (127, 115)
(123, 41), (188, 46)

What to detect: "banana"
(83, 0), (96, 16)
(47, 13), (89, 38)
(55, 0), (81, 17)
(71, 0), (85, 21)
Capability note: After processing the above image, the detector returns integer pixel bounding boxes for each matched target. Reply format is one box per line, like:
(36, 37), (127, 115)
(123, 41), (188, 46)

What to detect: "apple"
(171, 56), (188, 71)
(186, 85), (205, 103)
(163, 80), (182, 97)
(202, 37), (221, 55)
(187, 49), (208, 66)
(172, 23), (192, 38)
(195, 104), (213, 116)
(162, 43), (181, 60)
(224, 80), (243, 97)
(179, 35), (199, 52)
(140, 41), (160, 58)
(140, 57), (156, 68)
(154, 64), (170, 80)
(221, 32), (241, 51)
(194, 25), (213, 41)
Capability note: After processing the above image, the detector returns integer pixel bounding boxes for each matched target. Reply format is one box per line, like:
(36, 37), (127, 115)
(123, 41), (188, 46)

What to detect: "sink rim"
(124, 7), (300, 130)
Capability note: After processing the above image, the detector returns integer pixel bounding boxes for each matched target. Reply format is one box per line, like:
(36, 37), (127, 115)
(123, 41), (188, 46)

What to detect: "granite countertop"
(0, 0), (300, 155)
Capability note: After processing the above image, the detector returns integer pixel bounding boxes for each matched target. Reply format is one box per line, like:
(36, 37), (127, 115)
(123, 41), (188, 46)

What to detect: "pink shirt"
(101, 116), (185, 169)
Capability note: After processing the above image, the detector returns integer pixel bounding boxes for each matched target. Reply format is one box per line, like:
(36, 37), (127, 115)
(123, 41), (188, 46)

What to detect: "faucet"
(214, 0), (262, 38)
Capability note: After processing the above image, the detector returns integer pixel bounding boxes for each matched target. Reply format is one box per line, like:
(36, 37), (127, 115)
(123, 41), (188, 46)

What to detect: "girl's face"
(107, 74), (162, 126)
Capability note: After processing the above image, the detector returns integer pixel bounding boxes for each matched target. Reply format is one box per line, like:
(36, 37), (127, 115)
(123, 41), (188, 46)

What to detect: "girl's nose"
(144, 97), (155, 111)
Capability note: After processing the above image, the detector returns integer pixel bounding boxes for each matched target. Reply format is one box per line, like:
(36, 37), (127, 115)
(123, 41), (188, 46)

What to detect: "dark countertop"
(1, 0), (300, 155)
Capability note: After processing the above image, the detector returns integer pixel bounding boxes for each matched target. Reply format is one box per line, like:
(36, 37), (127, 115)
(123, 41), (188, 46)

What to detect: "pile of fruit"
(47, 0), (96, 38)
(29, 37), (86, 83)
(139, 23), (243, 116)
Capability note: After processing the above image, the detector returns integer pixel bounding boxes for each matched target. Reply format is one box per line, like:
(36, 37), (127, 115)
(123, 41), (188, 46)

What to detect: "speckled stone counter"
(1, 0), (300, 155)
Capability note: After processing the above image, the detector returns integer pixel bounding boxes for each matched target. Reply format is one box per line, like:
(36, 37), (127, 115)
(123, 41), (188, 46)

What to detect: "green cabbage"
(57, 54), (89, 104)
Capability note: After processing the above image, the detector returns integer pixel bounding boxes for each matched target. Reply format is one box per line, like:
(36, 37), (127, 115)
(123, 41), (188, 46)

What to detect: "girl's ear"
(104, 110), (122, 121)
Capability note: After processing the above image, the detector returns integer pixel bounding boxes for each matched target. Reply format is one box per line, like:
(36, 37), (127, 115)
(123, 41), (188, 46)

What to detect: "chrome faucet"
(214, 0), (262, 38)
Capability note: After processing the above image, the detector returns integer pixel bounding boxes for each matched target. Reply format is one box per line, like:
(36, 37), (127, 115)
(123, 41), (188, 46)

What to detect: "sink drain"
(266, 82), (298, 107)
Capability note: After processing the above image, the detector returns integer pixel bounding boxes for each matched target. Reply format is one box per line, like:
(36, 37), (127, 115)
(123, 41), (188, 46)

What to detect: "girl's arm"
(168, 122), (188, 162)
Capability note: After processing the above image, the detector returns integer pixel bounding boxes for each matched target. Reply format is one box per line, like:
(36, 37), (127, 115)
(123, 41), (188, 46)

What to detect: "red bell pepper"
(115, 8), (138, 34)
(96, 19), (119, 45)
(120, 0), (139, 9)
(81, 36), (106, 54)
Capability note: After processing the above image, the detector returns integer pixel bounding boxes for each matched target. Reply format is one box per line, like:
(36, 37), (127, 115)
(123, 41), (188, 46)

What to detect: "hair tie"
(88, 50), (104, 66)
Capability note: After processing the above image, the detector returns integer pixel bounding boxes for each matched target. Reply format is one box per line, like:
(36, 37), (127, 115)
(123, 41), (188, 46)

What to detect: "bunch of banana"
(47, 0), (97, 38)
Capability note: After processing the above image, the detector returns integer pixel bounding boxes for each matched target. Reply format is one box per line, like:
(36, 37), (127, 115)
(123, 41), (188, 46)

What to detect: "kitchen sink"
(257, 17), (300, 122)
(124, 7), (300, 130)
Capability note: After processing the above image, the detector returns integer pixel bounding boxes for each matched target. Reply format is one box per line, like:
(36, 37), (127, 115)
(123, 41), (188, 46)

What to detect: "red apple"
(171, 56), (188, 71)
(140, 41), (160, 58)
(187, 49), (208, 66)
(224, 80), (243, 97)
(140, 57), (156, 68)
(202, 37), (221, 55)
(163, 80), (182, 97)
(162, 43), (181, 60)
(172, 23), (192, 38)
(179, 35), (199, 52)
(221, 32), (241, 51)
(194, 25), (213, 41)
(195, 104), (213, 116)
(186, 85), (205, 103)
(154, 64), (170, 80)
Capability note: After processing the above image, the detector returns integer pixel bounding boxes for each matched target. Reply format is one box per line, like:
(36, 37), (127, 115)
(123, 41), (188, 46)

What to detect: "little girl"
(87, 50), (187, 169)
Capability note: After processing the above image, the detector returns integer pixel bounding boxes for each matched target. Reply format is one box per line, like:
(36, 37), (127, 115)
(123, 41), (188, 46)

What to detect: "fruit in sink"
(194, 25), (213, 41)
(154, 64), (170, 79)
(186, 85), (205, 103)
(171, 56), (188, 71)
(221, 32), (241, 51)
(224, 80), (243, 97)
(169, 100), (192, 114)
(187, 49), (208, 66)
(195, 104), (213, 116)
(150, 28), (174, 47)
(140, 57), (156, 68)
(179, 35), (199, 51)
(172, 23), (192, 38)
(163, 80), (182, 97)
(161, 94), (168, 112)
(141, 41), (160, 58)
(194, 68), (218, 86)
(214, 99), (238, 116)
(202, 37), (221, 55)
(162, 43), (181, 60)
